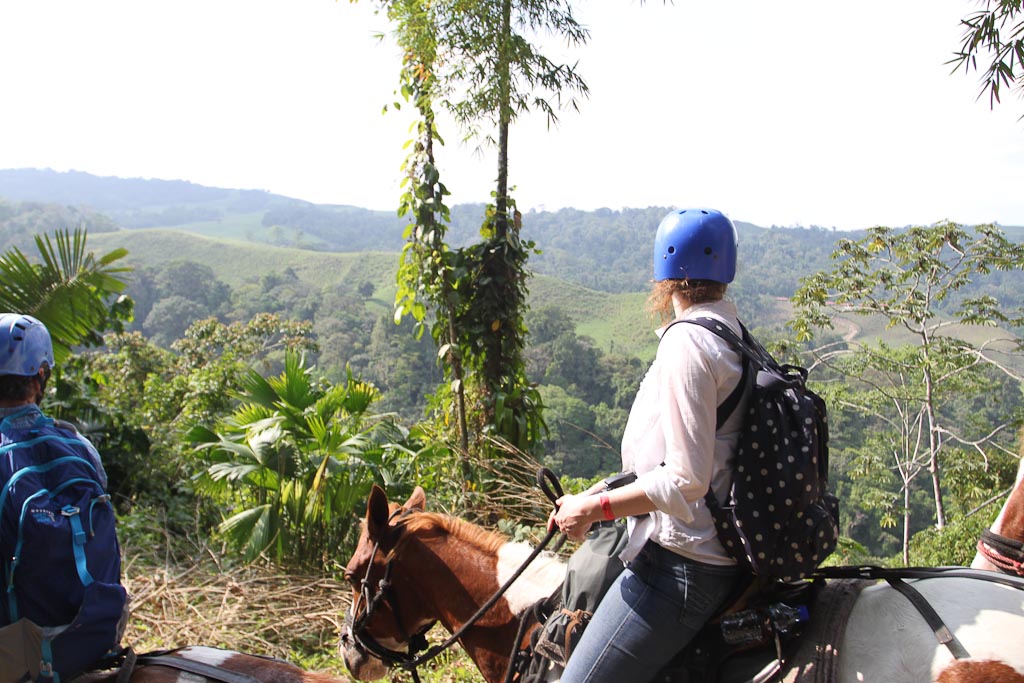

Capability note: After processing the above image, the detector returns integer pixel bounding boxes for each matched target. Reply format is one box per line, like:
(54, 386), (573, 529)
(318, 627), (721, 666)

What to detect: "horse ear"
(366, 484), (391, 539)
(404, 486), (426, 512)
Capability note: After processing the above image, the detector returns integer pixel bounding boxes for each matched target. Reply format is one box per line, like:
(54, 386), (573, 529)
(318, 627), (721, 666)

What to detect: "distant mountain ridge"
(0, 168), (831, 294)
(2, 167), (1021, 301)
(0, 168), (298, 212)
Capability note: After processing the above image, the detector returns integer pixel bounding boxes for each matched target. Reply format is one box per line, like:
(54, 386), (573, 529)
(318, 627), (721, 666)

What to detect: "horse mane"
(398, 511), (507, 556)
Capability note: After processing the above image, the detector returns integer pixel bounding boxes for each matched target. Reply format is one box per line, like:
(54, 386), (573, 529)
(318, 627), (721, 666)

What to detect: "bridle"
(976, 529), (1024, 577)
(345, 470), (565, 683)
(344, 505), (435, 677)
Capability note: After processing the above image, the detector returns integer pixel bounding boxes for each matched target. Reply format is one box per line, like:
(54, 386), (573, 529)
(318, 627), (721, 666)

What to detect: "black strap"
(981, 528), (1024, 560)
(812, 564), (1024, 590)
(115, 648), (137, 683)
(135, 652), (263, 683)
(884, 577), (971, 660)
(663, 317), (751, 429)
(814, 564), (1024, 659)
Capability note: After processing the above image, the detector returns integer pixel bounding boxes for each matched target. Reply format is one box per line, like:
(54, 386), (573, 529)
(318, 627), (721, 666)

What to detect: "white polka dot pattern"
(683, 317), (840, 581)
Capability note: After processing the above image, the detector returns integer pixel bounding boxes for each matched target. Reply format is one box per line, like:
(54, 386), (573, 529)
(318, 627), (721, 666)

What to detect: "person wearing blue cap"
(550, 209), (748, 683)
(0, 314), (127, 683)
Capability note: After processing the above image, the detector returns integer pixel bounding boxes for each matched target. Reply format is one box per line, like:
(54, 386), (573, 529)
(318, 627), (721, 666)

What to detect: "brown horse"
(342, 485), (1024, 683)
(71, 646), (346, 683)
(340, 486), (564, 683)
(971, 448), (1024, 576)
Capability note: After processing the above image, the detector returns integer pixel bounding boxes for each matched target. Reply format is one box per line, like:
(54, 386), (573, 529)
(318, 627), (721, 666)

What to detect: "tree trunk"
(495, 0), (511, 234)
(922, 363), (946, 529)
(903, 483), (911, 566)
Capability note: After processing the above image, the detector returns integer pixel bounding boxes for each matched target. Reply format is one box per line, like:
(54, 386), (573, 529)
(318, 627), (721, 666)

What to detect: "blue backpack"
(0, 406), (128, 682)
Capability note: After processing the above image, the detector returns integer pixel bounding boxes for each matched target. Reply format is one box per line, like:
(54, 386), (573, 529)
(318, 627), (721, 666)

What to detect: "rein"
(348, 470), (565, 683)
(976, 529), (1024, 576)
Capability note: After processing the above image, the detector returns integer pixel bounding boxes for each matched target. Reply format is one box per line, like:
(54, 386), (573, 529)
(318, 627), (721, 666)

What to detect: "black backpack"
(678, 317), (839, 582)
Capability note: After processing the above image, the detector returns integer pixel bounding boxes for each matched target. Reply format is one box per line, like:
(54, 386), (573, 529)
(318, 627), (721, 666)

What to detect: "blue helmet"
(0, 314), (54, 377)
(653, 208), (738, 283)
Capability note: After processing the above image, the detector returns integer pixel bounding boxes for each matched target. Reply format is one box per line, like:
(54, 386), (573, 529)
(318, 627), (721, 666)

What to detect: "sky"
(1, 0), (1022, 231)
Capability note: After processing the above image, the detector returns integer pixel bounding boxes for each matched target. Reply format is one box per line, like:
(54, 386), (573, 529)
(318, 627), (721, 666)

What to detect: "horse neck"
(973, 456), (1024, 571)
(396, 519), (563, 683)
(994, 458), (1024, 540)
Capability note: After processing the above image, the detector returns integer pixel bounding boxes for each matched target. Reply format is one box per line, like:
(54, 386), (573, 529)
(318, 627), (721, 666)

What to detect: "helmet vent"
(667, 246), (676, 255)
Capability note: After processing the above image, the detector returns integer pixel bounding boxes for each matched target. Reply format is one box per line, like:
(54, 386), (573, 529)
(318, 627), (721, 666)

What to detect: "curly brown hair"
(646, 279), (728, 324)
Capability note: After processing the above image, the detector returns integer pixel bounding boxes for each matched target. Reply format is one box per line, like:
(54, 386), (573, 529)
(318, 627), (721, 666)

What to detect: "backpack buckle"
(62, 505), (88, 545)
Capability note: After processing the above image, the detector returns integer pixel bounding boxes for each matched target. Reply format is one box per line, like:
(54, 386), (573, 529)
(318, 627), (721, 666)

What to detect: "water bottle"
(720, 608), (770, 646)
(720, 603), (808, 646)
(767, 602), (809, 635)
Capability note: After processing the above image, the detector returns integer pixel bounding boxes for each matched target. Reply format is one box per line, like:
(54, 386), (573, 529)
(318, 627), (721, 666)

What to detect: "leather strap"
(136, 653), (263, 683)
(812, 564), (1024, 591)
(884, 577), (971, 660)
(115, 648), (137, 683)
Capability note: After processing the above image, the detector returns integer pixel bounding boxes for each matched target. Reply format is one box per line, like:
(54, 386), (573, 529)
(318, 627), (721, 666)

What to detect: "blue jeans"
(559, 541), (741, 683)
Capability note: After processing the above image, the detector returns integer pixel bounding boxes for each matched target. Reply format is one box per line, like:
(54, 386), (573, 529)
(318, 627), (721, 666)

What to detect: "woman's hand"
(548, 493), (596, 541)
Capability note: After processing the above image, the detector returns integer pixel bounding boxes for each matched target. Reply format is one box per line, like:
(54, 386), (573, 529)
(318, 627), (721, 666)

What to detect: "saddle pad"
(777, 579), (868, 683)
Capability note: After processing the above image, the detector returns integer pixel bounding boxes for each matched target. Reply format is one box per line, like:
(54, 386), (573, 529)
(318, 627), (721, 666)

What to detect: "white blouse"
(620, 299), (747, 565)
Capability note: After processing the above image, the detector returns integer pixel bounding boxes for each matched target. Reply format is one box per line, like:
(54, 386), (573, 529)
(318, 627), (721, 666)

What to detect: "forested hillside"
(0, 170), (833, 294)
(2, 171), (1023, 567)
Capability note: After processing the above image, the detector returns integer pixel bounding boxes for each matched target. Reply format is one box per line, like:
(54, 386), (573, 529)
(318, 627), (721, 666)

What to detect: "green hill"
(90, 228), (666, 352)
(89, 228), (398, 293)
(7, 169), (1023, 364)
(82, 229), (847, 365)
(88, 226), (1022, 367)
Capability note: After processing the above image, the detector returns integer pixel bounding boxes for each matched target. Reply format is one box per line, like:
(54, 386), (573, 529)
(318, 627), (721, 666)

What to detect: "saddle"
(659, 578), (866, 683)
(70, 647), (268, 683)
(516, 577), (864, 683)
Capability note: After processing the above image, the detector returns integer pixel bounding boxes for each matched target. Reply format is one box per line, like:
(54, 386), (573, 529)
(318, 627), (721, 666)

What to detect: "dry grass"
(112, 446), (549, 682)
(119, 549), (352, 674)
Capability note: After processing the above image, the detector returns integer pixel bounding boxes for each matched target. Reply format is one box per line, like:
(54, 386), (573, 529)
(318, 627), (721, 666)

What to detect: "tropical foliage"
(0, 227), (131, 361)
(188, 351), (433, 567)
(950, 0), (1024, 113)
(792, 222), (1024, 559)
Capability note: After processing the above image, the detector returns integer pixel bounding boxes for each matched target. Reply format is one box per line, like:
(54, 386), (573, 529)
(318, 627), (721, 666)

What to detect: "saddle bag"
(531, 521), (629, 667)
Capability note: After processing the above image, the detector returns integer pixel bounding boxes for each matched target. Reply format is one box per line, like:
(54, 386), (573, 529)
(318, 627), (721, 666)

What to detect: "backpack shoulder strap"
(666, 317), (750, 429)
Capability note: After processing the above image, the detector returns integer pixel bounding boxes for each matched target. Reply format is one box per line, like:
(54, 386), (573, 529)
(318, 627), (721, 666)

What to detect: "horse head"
(340, 484), (432, 681)
(339, 484), (565, 683)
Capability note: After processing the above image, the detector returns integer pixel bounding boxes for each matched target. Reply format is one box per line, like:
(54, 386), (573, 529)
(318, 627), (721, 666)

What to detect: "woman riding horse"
(342, 485), (1024, 683)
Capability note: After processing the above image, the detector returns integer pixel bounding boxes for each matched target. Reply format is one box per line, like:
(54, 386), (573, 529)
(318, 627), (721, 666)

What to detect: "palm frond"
(0, 229), (130, 362)
(219, 505), (277, 563)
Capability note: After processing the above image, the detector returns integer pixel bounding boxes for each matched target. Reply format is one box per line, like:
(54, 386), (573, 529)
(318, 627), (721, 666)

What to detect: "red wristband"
(599, 494), (614, 521)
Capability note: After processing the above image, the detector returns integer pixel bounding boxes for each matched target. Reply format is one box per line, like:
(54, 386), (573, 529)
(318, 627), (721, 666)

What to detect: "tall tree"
(380, 0), (589, 462)
(792, 222), (1024, 535)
